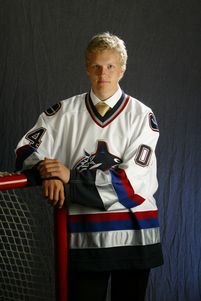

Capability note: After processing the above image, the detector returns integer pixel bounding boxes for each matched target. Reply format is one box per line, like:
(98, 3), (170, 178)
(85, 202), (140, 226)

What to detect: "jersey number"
(135, 144), (152, 167)
(25, 127), (46, 148)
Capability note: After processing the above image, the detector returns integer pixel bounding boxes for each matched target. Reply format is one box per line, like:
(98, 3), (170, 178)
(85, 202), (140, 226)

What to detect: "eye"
(92, 64), (100, 70)
(107, 64), (115, 70)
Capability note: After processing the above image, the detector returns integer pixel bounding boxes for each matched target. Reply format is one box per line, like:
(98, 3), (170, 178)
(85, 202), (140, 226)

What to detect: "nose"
(97, 66), (107, 75)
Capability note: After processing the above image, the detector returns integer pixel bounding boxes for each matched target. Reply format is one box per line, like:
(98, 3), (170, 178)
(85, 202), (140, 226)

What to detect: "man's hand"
(38, 158), (70, 184)
(38, 158), (70, 208)
(42, 179), (65, 208)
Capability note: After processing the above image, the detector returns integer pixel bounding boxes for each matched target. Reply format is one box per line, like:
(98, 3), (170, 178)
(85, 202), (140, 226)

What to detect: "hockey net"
(0, 172), (68, 301)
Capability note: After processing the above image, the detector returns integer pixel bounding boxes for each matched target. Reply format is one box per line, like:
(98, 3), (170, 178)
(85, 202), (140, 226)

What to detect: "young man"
(15, 32), (163, 301)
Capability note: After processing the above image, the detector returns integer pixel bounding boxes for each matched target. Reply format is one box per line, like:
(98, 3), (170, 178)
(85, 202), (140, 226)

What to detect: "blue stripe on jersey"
(69, 217), (159, 233)
(110, 170), (139, 208)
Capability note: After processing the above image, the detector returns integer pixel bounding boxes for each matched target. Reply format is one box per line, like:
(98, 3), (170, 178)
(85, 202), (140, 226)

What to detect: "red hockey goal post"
(0, 172), (68, 301)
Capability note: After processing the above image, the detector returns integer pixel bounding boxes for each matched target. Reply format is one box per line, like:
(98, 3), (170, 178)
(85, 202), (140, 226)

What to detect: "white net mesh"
(0, 186), (55, 301)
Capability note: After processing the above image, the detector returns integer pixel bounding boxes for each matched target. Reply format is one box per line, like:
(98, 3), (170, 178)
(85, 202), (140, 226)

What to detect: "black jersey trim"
(69, 243), (163, 271)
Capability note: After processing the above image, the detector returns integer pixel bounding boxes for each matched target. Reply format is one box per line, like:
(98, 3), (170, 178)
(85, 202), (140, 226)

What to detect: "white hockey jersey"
(15, 91), (163, 270)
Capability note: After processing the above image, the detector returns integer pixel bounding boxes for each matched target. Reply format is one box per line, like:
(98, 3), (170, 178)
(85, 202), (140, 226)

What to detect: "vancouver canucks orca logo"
(74, 141), (122, 172)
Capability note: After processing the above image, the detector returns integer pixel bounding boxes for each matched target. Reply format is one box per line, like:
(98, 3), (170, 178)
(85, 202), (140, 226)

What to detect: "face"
(86, 49), (125, 100)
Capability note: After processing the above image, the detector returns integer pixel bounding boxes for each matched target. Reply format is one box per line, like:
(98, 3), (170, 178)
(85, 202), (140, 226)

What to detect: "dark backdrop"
(0, 0), (201, 300)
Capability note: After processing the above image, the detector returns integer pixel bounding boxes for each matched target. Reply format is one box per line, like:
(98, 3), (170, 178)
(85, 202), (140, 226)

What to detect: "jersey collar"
(90, 86), (122, 108)
(85, 91), (130, 128)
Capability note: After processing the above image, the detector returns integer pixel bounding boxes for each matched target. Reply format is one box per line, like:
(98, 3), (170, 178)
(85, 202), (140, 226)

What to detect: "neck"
(92, 87), (119, 101)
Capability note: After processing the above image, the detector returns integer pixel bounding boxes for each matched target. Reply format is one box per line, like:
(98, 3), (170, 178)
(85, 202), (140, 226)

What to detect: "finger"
(38, 158), (59, 170)
(48, 185), (56, 205)
(42, 181), (49, 198)
(52, 186), (60, 206)
(39, 162), (59, 172)
(42, 182), (56, 206)
(58, 189), (65, 208)
(39, 165), (60, 178)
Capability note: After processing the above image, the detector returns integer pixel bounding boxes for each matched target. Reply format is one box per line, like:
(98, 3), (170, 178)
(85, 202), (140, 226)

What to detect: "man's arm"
(37, 158), (70, 208)
(15, 109), (69, 208)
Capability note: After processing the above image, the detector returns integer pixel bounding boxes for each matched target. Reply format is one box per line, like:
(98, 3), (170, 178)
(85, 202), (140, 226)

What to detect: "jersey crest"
(74, 141), (122, 172)
(44, 102), (61, 116)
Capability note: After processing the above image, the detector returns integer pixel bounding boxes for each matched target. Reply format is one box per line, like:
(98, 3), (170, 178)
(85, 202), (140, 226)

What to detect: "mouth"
(97, 80), (110, 84)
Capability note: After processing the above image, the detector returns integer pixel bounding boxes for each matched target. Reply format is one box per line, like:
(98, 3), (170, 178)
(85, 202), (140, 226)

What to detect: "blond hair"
(85, 32), (128, 71)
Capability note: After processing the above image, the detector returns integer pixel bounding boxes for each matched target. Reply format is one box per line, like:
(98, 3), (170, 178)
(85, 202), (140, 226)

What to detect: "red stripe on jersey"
(70, 212), (131, 223)
(117, 169), (145, 205)
(69, 210), (158, 223)
(134, 210), (158, 220)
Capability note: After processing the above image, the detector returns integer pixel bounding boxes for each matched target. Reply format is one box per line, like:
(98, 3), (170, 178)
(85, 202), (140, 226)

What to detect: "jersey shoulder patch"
(44, 102), (62, 116)
(149, 112), (159, 132)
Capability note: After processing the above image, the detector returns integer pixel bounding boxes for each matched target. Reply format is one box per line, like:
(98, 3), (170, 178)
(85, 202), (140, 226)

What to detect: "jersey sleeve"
(15, 114), (54, 172)
(69, 111), (160, 211)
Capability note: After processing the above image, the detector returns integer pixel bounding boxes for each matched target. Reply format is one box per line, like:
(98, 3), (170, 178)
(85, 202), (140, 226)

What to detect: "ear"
(119, 68), (125, 81)
(86, 64), (90, 76)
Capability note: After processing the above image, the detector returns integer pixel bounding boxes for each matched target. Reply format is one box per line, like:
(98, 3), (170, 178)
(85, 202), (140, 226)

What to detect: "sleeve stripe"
(15, 145), (36, 170)
(110, 168), (145, 208)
